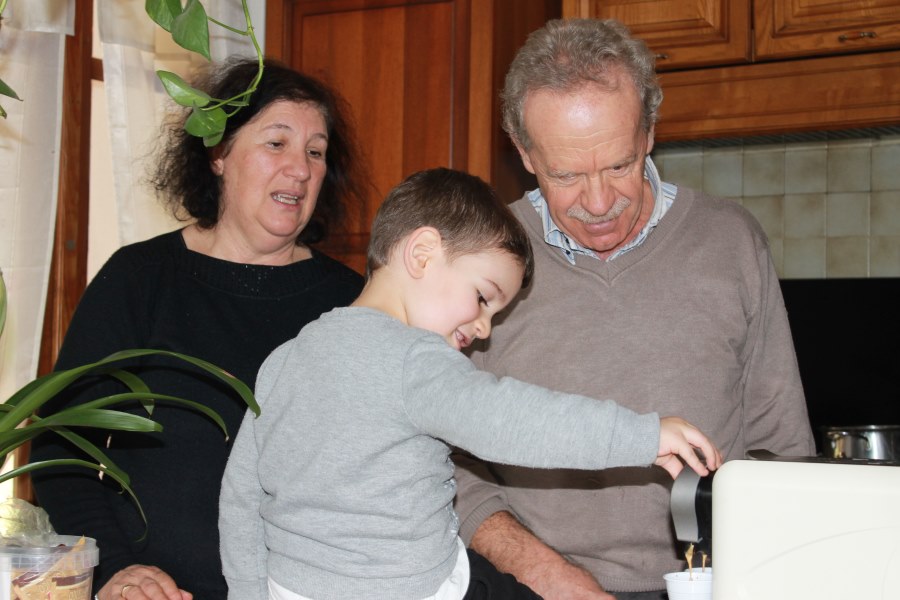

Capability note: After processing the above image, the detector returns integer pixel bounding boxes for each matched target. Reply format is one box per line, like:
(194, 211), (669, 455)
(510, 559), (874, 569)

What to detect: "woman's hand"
(655, 416), (723, 478)
(97, 565), (192, 600)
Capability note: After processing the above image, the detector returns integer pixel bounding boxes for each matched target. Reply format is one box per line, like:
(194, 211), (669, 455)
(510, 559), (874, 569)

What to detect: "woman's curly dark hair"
(150, 56), (368, 245)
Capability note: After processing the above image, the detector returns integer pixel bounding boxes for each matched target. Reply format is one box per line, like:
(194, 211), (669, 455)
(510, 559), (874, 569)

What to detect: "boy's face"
(409, 248), (524, 351)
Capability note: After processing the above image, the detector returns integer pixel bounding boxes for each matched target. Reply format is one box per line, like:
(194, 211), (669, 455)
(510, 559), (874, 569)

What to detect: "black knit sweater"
(29, 230), (363, 598)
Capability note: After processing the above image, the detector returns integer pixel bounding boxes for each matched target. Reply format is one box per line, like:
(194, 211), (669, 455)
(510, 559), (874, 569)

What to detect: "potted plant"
(0, 271), (258, 511)
(0, 268), (258, 598)
(0, 5), (266, 595)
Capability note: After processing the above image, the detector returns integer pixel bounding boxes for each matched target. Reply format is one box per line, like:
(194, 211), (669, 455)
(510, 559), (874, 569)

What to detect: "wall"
(653, 134), (900, 279)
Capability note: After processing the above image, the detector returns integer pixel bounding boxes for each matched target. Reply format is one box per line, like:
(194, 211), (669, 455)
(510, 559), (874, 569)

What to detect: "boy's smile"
(410, 248), (525, 351)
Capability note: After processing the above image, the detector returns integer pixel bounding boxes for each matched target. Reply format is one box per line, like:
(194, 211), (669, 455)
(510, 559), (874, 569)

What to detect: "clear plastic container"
(0, 535), (98, 600)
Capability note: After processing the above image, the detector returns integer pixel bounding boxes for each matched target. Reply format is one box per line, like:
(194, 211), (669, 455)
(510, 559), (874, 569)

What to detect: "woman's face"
(212, 100), (328, 250)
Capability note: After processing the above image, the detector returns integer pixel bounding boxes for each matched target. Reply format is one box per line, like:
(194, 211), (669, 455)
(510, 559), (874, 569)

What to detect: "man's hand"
(471, 511), (615, 600)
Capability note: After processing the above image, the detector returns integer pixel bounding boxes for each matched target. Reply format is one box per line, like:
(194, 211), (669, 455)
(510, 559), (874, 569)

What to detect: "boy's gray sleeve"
(404, 337), (660, 470)
(219, 387), (269, 599)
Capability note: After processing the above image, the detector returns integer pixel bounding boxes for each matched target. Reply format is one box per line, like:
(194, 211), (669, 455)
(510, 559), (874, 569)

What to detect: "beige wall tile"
(872, 136), (900, 191)
(826, 192), (869, 237)
(785, 146), (827, 194)
(784, 193), (825, 238)
(870, 236), (900, 277)
(769, 238), (784, 278)
(702, 147), (743, 197)
(826, 236), (869, 277)
(657, 149), (703, 190)
(743, 145), (785, 196)
(827, 139), (872, 192)
(871, 191), (900, 236)
(743, 195), (784, 241)
(783, 238), (826, 279)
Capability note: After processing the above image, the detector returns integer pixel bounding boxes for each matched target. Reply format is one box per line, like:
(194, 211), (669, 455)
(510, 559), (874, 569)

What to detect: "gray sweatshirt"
(219, 307), (659, 600)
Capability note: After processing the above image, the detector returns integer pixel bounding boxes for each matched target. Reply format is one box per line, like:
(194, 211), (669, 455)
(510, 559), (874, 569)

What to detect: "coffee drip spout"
(670, 466), (713, 555)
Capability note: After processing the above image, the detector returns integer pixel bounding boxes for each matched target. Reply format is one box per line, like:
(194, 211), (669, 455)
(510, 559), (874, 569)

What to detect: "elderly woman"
(30, 58), (368, 600)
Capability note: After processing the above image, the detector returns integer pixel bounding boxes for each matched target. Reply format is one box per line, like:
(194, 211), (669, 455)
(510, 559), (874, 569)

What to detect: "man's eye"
(268, 141), (284, 149)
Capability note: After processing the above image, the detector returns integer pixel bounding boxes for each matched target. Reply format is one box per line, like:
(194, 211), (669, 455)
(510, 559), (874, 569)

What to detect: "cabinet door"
(562, 0), (751, 70)
(755, 0), (900, 60)
(266, 0), (473, 272)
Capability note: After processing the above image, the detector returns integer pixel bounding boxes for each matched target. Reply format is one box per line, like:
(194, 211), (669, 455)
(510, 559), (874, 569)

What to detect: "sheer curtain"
(96, 0), (266, 247)
(0, 1), (72, 451)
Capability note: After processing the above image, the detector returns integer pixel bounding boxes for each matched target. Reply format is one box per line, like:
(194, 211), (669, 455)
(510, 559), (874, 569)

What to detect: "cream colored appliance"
(711, 454), (900, 599)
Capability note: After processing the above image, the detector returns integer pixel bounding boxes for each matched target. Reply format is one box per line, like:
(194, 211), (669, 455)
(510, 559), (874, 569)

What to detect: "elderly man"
(454, 18), (815, 600)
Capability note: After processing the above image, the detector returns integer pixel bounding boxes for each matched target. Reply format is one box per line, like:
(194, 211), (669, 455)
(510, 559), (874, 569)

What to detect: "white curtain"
(96, 0), (266, 247)
(0, 0), (73, 490)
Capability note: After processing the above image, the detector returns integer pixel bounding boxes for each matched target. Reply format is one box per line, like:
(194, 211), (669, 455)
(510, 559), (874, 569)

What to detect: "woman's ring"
(121, 585), (135, 597)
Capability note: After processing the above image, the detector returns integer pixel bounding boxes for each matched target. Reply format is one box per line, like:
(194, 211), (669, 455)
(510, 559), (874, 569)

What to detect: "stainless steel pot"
(821, 425), (900, 461)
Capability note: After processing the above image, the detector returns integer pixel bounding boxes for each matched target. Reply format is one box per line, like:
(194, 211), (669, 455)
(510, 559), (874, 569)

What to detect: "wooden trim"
(19, 0), (94, 502)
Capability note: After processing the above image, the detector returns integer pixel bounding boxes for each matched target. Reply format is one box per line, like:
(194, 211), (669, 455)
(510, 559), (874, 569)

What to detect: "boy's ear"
(403, 226), (442, 279)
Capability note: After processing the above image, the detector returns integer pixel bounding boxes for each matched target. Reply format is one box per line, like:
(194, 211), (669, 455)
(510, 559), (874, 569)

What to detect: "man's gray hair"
(502, 18), (663, 149)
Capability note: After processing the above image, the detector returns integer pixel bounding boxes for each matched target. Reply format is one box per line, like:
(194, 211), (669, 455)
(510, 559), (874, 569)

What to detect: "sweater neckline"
(161, 229), (352, 297)
(515, 188), (696, 278)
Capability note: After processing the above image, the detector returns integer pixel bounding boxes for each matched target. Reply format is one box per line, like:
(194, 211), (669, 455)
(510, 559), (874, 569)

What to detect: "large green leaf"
(0, 76), (20, 101)
(185, 105), (227, 140)
(0, 459), (146, 533)
(0, 349), (257, 434)
(145, 0), (184, 33)
(172, 0), (211, 61)
(29, 426), (131, 485)
(31, 408), (162, 432)
(156, 71), (211, 108)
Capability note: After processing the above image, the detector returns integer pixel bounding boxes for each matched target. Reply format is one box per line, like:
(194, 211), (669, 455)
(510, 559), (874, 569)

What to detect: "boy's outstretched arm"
(654, 417), (723, 478)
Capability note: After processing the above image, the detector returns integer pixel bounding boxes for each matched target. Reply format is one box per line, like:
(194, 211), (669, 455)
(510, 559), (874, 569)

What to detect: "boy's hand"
(654, 416), (723, 479)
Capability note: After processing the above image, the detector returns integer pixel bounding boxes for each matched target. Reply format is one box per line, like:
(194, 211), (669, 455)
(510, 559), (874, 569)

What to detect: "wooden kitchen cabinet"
(562, 0), (900, 143)
(754, 0), (900, 60)
(266, 0), (555, 272)
(562, 0), (752, 70)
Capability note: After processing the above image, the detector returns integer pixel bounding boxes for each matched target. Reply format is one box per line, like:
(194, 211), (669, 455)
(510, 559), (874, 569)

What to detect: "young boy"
(219, 168), (721, 600)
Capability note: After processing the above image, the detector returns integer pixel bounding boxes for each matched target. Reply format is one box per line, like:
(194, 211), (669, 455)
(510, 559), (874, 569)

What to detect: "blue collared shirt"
(528, 156), (677, 264)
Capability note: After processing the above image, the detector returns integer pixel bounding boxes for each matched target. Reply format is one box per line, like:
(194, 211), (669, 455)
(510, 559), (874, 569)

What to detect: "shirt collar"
(529, 156), (676, 264)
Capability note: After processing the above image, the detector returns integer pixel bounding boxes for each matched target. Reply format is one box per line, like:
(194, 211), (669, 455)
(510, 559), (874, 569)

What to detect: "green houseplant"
(0, 0), (266, 503)
(0, 269), (259, 517)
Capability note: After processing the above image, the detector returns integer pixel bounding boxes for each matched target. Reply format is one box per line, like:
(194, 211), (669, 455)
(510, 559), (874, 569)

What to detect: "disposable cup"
(0, 535), (98, 600)
(663, 569), (713, 600)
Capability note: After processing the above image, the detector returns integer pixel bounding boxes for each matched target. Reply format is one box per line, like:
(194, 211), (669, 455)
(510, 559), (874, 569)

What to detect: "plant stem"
(202, 0), (264, 114)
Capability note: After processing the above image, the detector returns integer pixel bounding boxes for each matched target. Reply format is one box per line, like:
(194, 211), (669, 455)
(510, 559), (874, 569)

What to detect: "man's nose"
(583, 175), (616, 214)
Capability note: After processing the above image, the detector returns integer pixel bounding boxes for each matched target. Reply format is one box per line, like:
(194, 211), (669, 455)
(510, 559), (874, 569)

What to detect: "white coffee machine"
(672, 451), (900, 599)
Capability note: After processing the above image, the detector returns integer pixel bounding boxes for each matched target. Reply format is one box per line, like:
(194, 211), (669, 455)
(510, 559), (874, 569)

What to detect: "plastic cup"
(663, 569), (713, 600)
(0, 535), (98, 600)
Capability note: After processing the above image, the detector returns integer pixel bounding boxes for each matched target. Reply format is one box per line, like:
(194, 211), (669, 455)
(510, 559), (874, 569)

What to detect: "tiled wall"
(652, 135), (900, 279)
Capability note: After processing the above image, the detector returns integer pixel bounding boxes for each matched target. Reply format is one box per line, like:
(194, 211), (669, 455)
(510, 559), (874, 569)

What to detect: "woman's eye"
(308, 148), (324, 159)
(477, 292), (488, 306)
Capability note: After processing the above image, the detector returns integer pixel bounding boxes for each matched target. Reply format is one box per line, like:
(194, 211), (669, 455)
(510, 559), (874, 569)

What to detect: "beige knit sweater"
(455, 186), (816, 593)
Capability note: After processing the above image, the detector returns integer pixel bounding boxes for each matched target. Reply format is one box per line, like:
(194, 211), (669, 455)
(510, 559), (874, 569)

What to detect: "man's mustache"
(567, 197), (631, 223)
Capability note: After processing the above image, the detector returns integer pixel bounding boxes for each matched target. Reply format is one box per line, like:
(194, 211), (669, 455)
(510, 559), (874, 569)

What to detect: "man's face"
(516, 77), (655, 259)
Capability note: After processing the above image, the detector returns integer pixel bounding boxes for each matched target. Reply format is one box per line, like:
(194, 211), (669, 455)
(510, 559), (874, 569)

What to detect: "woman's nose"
(285, 153), (311, 182)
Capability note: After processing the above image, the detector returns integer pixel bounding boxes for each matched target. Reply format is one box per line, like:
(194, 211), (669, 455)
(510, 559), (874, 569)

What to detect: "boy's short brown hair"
(367, 168), (534, 287)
